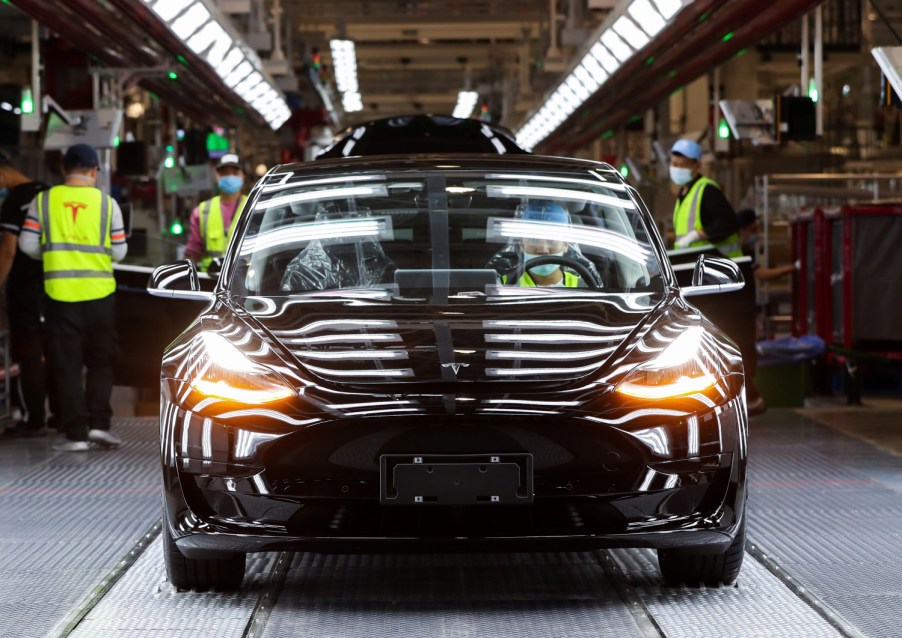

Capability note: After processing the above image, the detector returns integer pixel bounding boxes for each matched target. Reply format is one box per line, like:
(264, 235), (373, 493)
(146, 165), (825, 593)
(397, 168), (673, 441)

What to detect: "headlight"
(190, 332), (295, 404)
(616, 326), (716, 399)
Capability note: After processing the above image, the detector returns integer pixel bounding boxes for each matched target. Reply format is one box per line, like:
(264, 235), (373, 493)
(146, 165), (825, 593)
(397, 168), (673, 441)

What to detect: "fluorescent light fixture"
(515, 0), (692, 149)
(144, 0), (290, 129)
(453, 90), (479, 118)
(613, 16), (650, 50)
(601, 30), (633, 63)
(590, 42), (621, 74)
(653, 0), (682, 20)
(566, 74), (591, 101)
(629, 0), (667, 37)
(342, 91), (364, 112)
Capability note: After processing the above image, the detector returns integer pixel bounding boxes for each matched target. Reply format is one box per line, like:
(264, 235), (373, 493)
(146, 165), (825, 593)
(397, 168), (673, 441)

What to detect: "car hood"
(236, 293), (665, 390)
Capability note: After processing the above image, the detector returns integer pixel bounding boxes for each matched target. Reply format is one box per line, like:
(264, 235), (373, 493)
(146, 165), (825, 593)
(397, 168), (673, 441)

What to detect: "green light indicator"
(718, 118), (730, 139)
(601, 130), (614, 140)
(113, 135), (120, 147)
(619, 164), (629, 178)
(808, 77), (819, 103)
(736, 48), (747, 57)
(722, 32), (734, 42)
(165, 145), (174, 152)
(170, 220), (183, 235)
(177, 55), (187, 65)
(168, 71), (178, 80)
(21, 87), (34, 114)
(164, 156), (175, 169)
(645, 56), (655, 65)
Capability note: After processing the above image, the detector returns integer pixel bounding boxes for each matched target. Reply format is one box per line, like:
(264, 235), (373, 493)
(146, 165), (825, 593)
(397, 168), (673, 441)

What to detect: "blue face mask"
(524, 251), (563, 277)
(669, 165), (694, 186)
(0, 188), (8, 200)
(218, 175), (243, 195)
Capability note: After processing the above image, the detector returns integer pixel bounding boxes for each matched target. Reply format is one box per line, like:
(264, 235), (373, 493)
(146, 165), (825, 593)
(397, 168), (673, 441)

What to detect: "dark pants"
(6, 284), (57, 428)
(45, 294), (118, 442)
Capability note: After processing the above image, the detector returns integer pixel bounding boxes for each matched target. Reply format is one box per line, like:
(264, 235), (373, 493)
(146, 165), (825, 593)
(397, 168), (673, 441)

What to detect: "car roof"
(315, 114), (529, 159)
(267, 154), (625, 183)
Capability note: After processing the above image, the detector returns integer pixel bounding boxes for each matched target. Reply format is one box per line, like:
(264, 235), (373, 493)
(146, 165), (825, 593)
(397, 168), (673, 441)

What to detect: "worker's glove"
(675, 230), (700, 249)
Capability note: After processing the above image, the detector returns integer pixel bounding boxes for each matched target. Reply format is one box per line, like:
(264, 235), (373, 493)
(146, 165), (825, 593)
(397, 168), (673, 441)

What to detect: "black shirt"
(676, 176), (739, 243)
(1, 181), (49, 292)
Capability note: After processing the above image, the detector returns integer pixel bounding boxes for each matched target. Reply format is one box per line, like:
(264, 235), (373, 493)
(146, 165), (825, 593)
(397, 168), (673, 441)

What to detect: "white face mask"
(669, 166), (694, 186)
(524, 251), (563, 277)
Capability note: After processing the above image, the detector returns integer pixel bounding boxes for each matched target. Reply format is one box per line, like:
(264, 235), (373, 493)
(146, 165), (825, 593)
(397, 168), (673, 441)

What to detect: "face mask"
(0, 188), (8, 200)
(524, 251), (563, 277)
(669, 166), (694, 186)
(746, 233), (759, 247)
(218, 175), (243, 195)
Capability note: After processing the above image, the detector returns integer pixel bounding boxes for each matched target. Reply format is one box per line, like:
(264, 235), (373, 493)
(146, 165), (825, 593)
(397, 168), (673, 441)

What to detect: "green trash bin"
(755, 361), (812, 407)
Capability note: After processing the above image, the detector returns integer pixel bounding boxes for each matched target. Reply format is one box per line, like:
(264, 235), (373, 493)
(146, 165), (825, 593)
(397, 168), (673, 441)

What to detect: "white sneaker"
(52, 439), (97, 452)
(88, 429), (122, 447)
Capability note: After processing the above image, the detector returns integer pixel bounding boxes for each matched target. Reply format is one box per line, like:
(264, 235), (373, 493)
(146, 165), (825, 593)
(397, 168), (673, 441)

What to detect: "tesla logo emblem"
(441, 362), (469, 374)
(63, 202), (87, 222)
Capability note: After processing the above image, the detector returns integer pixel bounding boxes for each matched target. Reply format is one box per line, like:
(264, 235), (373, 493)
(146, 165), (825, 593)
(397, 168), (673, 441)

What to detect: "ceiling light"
(590, 43), (621, 74)
(144, 0), (289, 130)
(628, 0), (667, 36)
(613, 16), (650, 50)
(601, 30), (632, 63)
(652, 0), (683, 20)
(453, 90), (479, 118)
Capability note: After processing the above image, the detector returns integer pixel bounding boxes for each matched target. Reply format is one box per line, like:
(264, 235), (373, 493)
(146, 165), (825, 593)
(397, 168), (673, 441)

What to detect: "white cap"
(217, 153), (241, 170)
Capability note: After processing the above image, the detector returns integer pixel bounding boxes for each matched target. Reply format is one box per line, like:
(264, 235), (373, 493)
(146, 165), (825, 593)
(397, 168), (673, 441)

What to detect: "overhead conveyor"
(0, 415), (897, 637)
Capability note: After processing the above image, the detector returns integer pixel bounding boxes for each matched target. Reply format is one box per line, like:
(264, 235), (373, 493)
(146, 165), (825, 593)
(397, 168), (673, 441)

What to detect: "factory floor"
(0, 394), (899, 638)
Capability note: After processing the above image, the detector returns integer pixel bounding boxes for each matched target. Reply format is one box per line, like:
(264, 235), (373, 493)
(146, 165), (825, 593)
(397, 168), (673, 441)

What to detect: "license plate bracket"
(380, 453), (533, 505)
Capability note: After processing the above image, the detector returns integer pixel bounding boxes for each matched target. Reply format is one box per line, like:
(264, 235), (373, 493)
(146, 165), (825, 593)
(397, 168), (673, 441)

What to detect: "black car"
(149, 155), (748, 591)
(316, 114), (529, 159)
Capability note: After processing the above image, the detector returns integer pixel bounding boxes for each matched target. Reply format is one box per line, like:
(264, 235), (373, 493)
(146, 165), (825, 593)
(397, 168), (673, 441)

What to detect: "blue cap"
(671, 139), (702, 161)
(521, 200), (569, 224)
(63, 143), (100, 170)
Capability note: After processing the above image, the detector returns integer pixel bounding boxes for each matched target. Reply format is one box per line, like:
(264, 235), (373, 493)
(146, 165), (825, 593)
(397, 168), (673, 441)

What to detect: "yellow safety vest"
(37, 186), (115, 302)
(503, 270), (580, 287)
(197, 195), (246, 270)
(673, 176), (742, 258)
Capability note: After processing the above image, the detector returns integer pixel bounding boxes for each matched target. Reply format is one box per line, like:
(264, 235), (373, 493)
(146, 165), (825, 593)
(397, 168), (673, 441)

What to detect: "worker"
(503, 201), (585, 287)
(19, 144), (128, 452)
(735, 208), (798, 417)
(670, 139), (742, 257)
(184, 153), (247, 270)
(737, 208), (797, 281)
(0, 153), (56, 438)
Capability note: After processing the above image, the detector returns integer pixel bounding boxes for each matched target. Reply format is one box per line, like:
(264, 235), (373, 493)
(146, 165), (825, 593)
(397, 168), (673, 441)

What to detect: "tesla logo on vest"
(63, 202), (88, 222)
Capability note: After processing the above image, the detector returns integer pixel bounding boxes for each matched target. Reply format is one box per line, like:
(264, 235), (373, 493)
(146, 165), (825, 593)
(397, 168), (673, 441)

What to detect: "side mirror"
(682, 254), (745, 297)
(147, 260), (215, 301)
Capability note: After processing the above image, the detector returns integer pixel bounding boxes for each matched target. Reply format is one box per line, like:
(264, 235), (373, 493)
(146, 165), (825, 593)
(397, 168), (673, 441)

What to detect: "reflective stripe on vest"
(672, 177), (742, 258)
(198, 195), (246, 269)
(38, 186), (115, 302)
(503, 270), (580, 287)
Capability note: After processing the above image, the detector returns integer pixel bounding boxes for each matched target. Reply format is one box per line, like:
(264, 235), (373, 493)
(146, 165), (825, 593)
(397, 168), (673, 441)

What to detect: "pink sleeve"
(184, 206), (203, 261)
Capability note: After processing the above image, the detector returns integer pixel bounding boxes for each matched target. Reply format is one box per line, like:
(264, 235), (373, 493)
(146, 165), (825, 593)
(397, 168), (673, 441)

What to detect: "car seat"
(280, 203), (397, 292)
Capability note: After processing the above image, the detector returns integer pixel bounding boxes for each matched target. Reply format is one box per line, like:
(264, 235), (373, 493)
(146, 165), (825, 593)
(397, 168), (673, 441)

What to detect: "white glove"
(675, 230), (700, 249)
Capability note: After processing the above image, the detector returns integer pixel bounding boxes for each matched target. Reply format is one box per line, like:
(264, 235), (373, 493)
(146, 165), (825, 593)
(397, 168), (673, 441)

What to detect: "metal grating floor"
(2, 408), (901, 637)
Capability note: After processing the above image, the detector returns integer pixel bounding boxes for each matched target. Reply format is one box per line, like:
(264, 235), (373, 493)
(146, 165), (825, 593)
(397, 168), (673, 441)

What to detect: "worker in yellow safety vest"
(501, 201), (585, 288)
(670, 139), (742, 258)
(185, 153), (247, 270)
(18, 143), (128, 452)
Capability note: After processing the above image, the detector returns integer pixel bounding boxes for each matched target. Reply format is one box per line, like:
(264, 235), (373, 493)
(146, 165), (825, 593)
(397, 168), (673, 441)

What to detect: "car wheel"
(163, 525), (246, 591)
(657, 518), (746, 587)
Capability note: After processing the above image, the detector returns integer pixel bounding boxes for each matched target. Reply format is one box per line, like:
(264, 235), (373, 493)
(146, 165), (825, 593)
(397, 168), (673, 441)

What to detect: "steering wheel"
(509, 255), (600, 289)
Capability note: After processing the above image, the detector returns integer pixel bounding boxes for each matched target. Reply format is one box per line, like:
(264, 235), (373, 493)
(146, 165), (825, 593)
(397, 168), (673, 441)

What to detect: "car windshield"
(228, 166), (666, 301)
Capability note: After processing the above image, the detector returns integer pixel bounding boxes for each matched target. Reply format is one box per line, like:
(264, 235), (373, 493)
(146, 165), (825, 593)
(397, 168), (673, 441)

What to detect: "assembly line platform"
(1, 402), (900, 638)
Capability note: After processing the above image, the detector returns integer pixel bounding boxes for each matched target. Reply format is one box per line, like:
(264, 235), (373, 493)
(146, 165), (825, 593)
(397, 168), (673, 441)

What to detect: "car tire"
(163, 526), (246, 591)
(657, 518), (746, 587)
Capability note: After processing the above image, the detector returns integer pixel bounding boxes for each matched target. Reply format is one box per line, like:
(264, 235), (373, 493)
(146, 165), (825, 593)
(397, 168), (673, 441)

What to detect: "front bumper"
(160, 392), (747, 558)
